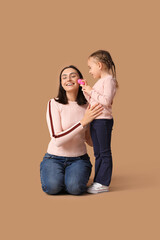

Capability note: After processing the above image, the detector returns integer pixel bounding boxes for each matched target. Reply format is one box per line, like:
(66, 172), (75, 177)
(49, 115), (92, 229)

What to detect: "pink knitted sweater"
(83, 74), (117, 119)
(46, 98), (89, 157)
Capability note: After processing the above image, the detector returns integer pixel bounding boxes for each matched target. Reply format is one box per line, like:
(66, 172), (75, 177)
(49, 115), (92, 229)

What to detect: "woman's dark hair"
(54, 65), (87, 105)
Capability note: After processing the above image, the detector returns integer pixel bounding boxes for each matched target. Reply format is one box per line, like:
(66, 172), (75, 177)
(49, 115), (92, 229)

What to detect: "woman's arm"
(80, 103), (103, 127)
(46, 99), (84, 147)
(46, 99), (104, 147)
(85, 125), (93, 147)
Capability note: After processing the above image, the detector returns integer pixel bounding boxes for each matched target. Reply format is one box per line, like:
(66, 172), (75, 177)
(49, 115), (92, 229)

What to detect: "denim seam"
(40, 163), (47, 191)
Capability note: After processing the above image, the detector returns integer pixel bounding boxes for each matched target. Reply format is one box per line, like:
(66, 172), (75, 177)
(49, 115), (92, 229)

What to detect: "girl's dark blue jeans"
(40, 153), (92, 195)
(90, 118), (114, 186)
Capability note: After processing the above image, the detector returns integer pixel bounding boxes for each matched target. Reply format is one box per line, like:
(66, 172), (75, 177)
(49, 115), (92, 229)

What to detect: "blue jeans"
(40, 153), (92, 195)
(90, 119), (114, 186)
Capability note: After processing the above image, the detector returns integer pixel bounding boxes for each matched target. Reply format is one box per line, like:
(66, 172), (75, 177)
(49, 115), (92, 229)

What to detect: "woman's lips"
(66, 83), (74, 86)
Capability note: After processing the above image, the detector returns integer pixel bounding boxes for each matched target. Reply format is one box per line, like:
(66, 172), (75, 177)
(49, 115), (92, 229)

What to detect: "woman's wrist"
(80, 119), (87, 127)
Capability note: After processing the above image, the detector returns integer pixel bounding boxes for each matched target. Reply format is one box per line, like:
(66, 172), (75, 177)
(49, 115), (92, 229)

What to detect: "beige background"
(1, 0), (160, 239)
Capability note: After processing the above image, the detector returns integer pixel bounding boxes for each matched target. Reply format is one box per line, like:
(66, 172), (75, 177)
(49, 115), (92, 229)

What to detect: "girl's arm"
(82, 79), (116, 108)
(82, 90), (91, 102)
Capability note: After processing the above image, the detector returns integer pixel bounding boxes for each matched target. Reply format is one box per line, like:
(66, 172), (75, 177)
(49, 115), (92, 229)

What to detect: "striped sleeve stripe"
(49, 100), (55, 136)
(49, 100), (82, 138)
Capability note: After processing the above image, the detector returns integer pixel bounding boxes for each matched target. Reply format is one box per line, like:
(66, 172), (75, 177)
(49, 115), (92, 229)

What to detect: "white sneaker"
(87, 182), (109, 194)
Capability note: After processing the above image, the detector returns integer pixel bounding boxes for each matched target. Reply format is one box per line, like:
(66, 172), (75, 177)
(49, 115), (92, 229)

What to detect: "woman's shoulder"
(48, 98), (88, 110)
(48, 97), (60, 104)
(47, 98), (62, 110)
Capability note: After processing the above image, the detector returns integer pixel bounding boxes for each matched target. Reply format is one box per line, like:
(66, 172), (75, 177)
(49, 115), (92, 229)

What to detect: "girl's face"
(61, 68), (80, 92)
(87, 57), (101, 79)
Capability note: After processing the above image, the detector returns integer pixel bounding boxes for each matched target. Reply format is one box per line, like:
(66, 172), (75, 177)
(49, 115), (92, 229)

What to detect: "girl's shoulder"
(102, 75), (117, 86)
(101, 74), (113, 81)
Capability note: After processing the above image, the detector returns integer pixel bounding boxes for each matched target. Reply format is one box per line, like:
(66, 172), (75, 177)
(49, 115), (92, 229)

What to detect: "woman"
(40, 65), (103, 195)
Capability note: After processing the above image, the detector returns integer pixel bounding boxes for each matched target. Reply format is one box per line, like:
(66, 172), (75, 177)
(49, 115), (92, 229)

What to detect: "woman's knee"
(65, 181), (86, 195)
(40, 158), (64, 195)
(41, 178), (64, 195)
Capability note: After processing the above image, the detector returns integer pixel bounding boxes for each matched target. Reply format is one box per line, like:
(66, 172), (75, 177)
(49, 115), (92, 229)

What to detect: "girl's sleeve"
(82, 90), (91, 102)
(89, 79), (116, 107)
(46, 99), (84, 147)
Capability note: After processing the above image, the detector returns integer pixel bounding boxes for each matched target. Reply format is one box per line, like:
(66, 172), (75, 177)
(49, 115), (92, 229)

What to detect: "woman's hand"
(80, 103), (104, 127)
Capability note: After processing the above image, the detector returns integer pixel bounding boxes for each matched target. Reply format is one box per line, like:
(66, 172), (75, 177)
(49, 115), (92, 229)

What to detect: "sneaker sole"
(87, 189), (109, 194)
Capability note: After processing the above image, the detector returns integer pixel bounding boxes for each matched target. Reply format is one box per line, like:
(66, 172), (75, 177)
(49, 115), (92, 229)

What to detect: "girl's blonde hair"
(89, 50), (119, 88)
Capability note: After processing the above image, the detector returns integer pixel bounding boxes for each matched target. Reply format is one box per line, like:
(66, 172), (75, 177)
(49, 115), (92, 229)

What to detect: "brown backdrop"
(1, 0), (160, 239)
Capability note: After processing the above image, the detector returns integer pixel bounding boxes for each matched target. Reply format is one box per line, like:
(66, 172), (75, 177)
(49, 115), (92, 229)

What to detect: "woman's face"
(61, 68), (80, 92)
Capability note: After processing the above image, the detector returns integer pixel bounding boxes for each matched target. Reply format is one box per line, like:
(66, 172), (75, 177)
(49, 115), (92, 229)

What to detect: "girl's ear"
(97, 61), (103, 69)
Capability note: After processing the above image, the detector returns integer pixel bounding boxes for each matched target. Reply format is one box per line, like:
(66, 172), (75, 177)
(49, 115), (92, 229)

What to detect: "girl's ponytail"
(89, 50), (119, 88)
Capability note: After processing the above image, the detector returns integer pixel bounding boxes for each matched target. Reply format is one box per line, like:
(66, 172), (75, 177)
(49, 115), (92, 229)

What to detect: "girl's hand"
(82, 85), (92, 94)
(79, 79), (88, 85)
(80, 103), (104, 127)
(80, 79), (92, 94)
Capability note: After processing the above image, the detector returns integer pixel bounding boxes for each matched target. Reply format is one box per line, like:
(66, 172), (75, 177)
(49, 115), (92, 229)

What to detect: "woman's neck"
(66, 92), (78, 101)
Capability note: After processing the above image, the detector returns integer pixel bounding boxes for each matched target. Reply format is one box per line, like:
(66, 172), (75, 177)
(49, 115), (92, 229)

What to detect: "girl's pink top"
(83, 74), (117, 119)
(46, 98), (89, 157)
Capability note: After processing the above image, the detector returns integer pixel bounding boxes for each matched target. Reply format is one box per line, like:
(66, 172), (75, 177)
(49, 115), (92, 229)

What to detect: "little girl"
(80, 50), (118, 194)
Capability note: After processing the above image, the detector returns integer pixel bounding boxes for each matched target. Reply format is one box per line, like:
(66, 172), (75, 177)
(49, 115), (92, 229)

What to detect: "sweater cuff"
(79, 121), (87, 130)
